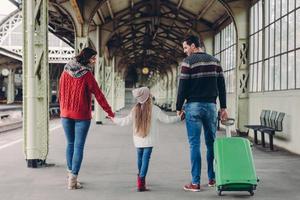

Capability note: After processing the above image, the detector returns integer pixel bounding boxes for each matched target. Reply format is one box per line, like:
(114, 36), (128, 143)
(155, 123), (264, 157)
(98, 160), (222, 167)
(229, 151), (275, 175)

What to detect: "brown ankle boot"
(68, 174), (82, 190)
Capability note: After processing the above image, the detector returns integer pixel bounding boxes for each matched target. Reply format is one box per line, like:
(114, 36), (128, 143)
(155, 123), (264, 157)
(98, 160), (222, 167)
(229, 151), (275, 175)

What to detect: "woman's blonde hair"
(133, 96), (152, 138)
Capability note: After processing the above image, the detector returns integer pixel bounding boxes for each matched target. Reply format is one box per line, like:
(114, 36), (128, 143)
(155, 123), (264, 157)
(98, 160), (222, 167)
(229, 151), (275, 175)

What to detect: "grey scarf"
(64, 59), (92, 78)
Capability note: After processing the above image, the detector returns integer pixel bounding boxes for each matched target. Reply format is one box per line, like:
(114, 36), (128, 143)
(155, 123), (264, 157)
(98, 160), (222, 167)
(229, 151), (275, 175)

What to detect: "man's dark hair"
(75, 47), (97, 65)
(183, 35), (200, 48)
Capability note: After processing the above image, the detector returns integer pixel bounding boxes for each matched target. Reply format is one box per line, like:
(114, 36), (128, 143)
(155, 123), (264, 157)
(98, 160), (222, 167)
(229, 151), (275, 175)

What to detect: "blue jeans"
(184, 102), (217, 184)
(137, 147), (153, 178)
(61, 117), (91, 175)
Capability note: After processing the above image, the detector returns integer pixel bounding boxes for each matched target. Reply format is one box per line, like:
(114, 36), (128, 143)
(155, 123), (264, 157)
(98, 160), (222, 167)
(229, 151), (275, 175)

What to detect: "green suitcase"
(214, 137), (258, 196)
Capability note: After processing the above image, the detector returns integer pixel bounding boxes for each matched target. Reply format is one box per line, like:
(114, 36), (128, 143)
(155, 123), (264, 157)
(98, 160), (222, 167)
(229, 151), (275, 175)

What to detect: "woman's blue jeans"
(137, 147), (153, 178)
(61, 117), (91, 175)
(184, 102), (217, 184)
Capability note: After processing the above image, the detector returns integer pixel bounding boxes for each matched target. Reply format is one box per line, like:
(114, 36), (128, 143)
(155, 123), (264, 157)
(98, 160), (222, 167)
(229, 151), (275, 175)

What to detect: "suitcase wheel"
(218, 190), (222, 196)
(249, 190), (254, 196)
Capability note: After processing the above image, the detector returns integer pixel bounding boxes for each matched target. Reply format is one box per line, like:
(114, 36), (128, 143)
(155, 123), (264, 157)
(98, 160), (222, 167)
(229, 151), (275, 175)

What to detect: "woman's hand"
(110, 112), (115, 118)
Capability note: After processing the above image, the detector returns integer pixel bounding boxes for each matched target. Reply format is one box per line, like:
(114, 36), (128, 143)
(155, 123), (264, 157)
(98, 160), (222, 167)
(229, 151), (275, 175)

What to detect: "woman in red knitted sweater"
(59, 47), (114, 190)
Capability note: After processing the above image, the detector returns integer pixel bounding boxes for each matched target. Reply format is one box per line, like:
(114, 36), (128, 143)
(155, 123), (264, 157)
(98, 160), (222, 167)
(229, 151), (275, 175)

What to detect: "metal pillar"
(232, 3), (250, 131)
(94, 56), (106, 124)
(55, 76), (59, 103)
(94, 26), (106, 124)
(114, 74), (125, 111)
(165, 73), (170, 108)
(114, 75), (119, 111)
(163, 77), (167, 105)
(121, 76), (125, 109)
(158, 76), (165, 106)
(7, 69), (15, 104)
(23, 0), (49, 168)
(169, 69), (173, 109)
(171, 66), (178, 111)
(203, 34), (214, 55)
(111, 57), (115, 111)
(75, 36), (89, 55)
(104, 60), (114, 112)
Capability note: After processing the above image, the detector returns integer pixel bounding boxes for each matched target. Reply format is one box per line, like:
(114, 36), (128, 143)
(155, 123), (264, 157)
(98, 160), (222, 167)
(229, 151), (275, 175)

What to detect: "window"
(249, 0), (300, 92)
(296, 50), (300, 88)
(269, 57), (274, 90)
(257, 62), (262, 91)
(265, 59), (269, 90)
(214, 23), (237, 93)
(281, 53), (287, 89)
(274, 56), (280, 90)
(288, 51), (295, 89)
(296, 9), (300, 48)
(288, 12), (295, 51)
(281, 16), (287, 53)
(253, 63), (258, 92)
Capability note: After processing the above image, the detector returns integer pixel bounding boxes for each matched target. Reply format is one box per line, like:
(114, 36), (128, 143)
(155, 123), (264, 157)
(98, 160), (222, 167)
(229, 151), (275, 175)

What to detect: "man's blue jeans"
(137, 147), (153, 178)
(61, 117), (91, 175)
(184, 102), (217, 184)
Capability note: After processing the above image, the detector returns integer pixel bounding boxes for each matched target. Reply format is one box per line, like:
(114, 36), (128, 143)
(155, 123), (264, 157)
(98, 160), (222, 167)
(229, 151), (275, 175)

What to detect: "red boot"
(137, 175), (142, 191)
(139, 177), (148, 191)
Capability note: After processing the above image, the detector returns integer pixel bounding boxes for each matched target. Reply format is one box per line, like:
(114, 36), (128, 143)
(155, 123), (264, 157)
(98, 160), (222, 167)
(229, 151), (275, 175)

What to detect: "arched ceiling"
(7, 1), (76, 47)
(89, 0), (232, 72)
(11, 0), (233, 76)
(48, 2), (75, 47)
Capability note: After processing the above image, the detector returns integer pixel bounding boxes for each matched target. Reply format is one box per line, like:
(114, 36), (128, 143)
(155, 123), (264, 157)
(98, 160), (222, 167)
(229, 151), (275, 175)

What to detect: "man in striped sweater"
(176, 35), (228, 192)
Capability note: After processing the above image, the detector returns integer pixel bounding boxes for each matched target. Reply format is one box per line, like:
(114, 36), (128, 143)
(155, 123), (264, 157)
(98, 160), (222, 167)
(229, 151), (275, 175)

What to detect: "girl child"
(109, 87), (183, 191)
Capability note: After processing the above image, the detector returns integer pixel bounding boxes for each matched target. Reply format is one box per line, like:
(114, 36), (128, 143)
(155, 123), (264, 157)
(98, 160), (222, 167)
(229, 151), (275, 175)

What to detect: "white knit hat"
(132, 87), (150, 104)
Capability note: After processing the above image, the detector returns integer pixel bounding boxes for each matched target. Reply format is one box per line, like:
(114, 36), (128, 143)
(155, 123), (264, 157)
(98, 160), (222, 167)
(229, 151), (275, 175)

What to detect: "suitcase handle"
(221, 118), (235, 126)
(221, 118), (235, 137)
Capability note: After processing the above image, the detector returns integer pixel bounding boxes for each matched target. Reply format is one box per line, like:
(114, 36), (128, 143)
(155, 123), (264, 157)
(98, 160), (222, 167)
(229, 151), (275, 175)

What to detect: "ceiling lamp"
(142, 67), (149, 75)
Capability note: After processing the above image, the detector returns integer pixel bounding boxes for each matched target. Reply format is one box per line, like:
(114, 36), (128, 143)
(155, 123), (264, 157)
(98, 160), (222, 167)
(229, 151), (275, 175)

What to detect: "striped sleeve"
(216, 63), (227, 108)
(176, 59), (191, 111)
(179, 60), (191, 79)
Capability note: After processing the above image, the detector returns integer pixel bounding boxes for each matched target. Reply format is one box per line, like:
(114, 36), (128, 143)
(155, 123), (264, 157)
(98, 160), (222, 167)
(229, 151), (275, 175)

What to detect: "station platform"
(0, 107), (299, 200)
(0, 104), (22, 111)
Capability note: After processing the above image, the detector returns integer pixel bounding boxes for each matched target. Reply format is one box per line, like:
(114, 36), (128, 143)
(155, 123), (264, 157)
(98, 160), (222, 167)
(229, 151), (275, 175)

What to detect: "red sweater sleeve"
(87, 72), (115, 117)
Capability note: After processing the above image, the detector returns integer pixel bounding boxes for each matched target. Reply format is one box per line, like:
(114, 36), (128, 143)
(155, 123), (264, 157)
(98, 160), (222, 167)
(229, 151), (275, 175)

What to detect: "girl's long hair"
(133, 96), (152, 138)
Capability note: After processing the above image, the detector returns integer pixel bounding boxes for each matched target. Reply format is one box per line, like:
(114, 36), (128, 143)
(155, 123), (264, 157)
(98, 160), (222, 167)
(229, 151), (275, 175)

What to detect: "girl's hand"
(107, 116), (114, 122)
(179, 111), (185, 121)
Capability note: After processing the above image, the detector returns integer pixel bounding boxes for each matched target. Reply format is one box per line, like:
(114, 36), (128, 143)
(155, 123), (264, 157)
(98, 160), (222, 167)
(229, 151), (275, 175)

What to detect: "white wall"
(248, 90), (300, 154)
(226, 93), (236, 121)
(219, 93), (237, 132)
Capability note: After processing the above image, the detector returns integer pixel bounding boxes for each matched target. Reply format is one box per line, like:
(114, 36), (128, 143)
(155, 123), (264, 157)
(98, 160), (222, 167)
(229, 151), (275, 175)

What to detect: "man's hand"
(177, 110), (185, 121)
(219, 108), (228, 121)
(177, 110), (182, 116)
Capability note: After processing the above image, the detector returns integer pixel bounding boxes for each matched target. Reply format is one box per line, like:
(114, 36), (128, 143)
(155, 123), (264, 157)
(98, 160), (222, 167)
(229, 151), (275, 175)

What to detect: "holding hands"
(177, 109), (228, 122)
(107, 116), (114, 121)
(177, 110), (185, 121)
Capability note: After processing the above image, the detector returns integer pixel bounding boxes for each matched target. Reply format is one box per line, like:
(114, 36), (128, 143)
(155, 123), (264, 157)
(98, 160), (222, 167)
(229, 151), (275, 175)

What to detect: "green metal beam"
(23, 0), (49, 168)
